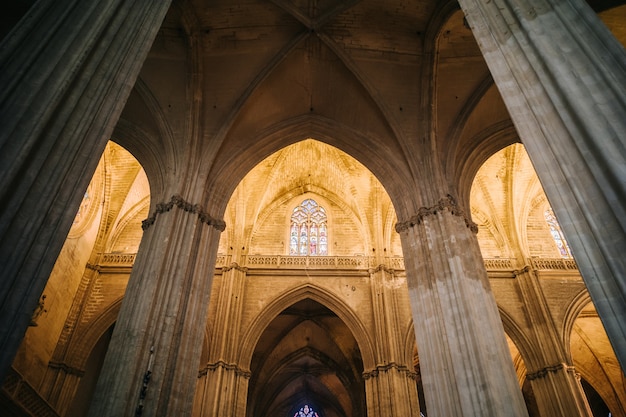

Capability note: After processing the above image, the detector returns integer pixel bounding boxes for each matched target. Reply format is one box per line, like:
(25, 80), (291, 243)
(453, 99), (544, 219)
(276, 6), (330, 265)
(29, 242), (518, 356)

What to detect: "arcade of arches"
(1, 1), (625, 417)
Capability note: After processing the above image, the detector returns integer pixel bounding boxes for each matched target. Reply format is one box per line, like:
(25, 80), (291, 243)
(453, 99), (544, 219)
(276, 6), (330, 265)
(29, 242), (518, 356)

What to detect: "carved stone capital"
(368, 264), (395, 275)
(526, 363), (575, 381)
(512, 265), (531, 277)
(198, 360), (251, 379)
(222, 262), (248, 273)
(85, 262), (100, 271)
(362, 362), (417, 380)
(142, 195), (226, 232)
(395, 194), (478, 233)
(48, 361), (85, 377)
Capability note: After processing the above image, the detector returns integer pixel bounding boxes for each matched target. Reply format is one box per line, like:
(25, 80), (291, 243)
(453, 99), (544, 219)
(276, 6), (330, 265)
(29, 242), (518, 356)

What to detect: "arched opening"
(569, 300), (625, 417)
(581, 379), (612, 417)
(470, 143), (625, 415)
(66, 324), (115, 417)
(3, 141), (150, 415)
(3, 3), (626, 416)
(246, 298), (365, 417)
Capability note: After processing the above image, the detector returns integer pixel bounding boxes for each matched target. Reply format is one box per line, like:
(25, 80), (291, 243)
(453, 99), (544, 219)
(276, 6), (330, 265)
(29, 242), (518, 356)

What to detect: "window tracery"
(544, 208), (572, 258)
(293, 404), (319, 417)
(289, 199), (328, 256)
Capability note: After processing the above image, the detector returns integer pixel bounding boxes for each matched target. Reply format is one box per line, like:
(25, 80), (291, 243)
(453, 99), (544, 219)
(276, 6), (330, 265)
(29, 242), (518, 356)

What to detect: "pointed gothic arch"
(238, 283), (375, 371)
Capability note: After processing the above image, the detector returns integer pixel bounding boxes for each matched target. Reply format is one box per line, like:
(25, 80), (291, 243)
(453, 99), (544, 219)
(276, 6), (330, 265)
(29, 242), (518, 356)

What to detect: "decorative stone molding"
(93, 254), (579, 276)
(141, 195), (226, 231)
(245, 255), (371, 269)
(85, 262), (100, 271)
(222, 262), (248, 273)
(100, 253), (137, 265)
(368, 264), (395, 275)
(483, 258), (514, 270)
(388, 256), (405, 270)
(530, 258), (578, 271)
(198, 360), (251, 379)
(526, 363), (575, 381)
(513, 265), (531, 277)
(362, 362), (417, 380)
(47, 361), (85, 377)
(395, 194), (478, 233)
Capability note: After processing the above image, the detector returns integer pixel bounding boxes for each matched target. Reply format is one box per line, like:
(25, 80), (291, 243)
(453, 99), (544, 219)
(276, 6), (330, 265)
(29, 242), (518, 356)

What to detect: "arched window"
(293, 404), (320, 417)
(289, 199), (328, 256)
(544, 208), (572, 258)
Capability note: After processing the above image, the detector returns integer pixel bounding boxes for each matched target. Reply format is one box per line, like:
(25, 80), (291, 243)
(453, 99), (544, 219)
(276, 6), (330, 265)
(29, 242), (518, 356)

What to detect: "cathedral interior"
(1, 1), (625, 417)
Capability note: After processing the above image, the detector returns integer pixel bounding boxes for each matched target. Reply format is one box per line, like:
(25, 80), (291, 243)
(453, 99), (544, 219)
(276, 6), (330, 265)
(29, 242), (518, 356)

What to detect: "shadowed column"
(0, 0), (172, 380)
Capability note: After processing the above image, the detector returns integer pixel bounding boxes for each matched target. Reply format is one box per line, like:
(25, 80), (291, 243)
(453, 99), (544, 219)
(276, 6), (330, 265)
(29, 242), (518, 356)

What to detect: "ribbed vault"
(247, 299), (365, 417)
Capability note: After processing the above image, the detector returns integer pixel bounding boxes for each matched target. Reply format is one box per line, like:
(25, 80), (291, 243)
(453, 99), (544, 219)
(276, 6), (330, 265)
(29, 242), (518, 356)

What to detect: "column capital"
(198, 360), (251, 379)
(222, 262), (248, 273)
(362, 362), (417, 380)
(142, 194), (226, 231)
(395, 194), (478, 233)
(47, 361), (85, 377)
(526, 362), (575, 381)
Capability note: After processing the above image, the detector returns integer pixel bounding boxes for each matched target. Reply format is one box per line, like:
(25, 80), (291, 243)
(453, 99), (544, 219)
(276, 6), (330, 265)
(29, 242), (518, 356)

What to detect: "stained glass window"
(293, 404), (319, 417)
(73, 188), (91, 225)
(544, 208), (572, 258)
(289, 199), (328, 256)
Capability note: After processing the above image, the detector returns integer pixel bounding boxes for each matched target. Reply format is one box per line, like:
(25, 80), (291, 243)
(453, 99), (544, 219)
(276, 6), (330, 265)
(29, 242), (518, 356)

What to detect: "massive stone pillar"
(396, 195), (529, 417)
(87, 195), (225, 417)
(458, 0), (626, 369)
(514, 267), (592, 417)
(0, 0), (171, 380)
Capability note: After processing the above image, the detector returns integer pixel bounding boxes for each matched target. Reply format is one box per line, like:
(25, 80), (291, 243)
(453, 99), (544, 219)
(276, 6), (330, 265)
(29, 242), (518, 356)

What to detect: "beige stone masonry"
(459, 0), (626, 368)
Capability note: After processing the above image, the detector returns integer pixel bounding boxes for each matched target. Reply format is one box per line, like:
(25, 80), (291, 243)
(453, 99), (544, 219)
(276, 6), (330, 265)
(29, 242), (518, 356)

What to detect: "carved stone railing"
(530, 257), (578, 271)
(483, 258), (515, 270)
(96, 253), (577, 273)
(215, 254), (228, 268)
(245, 255), (374, 269)
(99, 253), (137, 266)
(387, 257), (405, 270)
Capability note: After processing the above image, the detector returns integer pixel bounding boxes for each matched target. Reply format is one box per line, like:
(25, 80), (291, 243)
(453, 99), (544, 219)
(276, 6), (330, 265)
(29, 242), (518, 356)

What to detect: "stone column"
(396, 195), (528, 417)
(87, 195), (225, 417)
(0, 0), (172, 380)
(513, 267), (592, 417)
(365, 265), (421, 417)
(458, 0), (626, 369)
(195, 263), (250, 417)
(195, 360), (250, 417)
(40, 263), (101, 414)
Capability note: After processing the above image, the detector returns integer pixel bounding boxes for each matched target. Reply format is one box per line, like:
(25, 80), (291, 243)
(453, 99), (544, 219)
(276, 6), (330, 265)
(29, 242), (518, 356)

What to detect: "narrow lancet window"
(289, 199), (328, 256)
(544, 208), (572, 258)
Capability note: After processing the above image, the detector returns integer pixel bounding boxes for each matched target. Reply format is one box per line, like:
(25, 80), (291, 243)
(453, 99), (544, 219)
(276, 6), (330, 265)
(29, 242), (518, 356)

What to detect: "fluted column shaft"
(364, 367), (420, 417)
(196, 265), (249, 417)
(365, 267), (421, 417)
(0, 0), (171, 380)
(397, 198), (528, 417)
(40, 263), (101, 414)
(458, 0), (626, 369)
(87, 197), (224, 417)
(514, 268), (592, 417)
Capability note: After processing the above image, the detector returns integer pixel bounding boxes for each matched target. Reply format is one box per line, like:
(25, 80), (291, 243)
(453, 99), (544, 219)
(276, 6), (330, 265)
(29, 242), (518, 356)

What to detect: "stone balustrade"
(97, 253), (577, 272)
(530, 257), (578, 271)
(99, 253), (137, 266)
